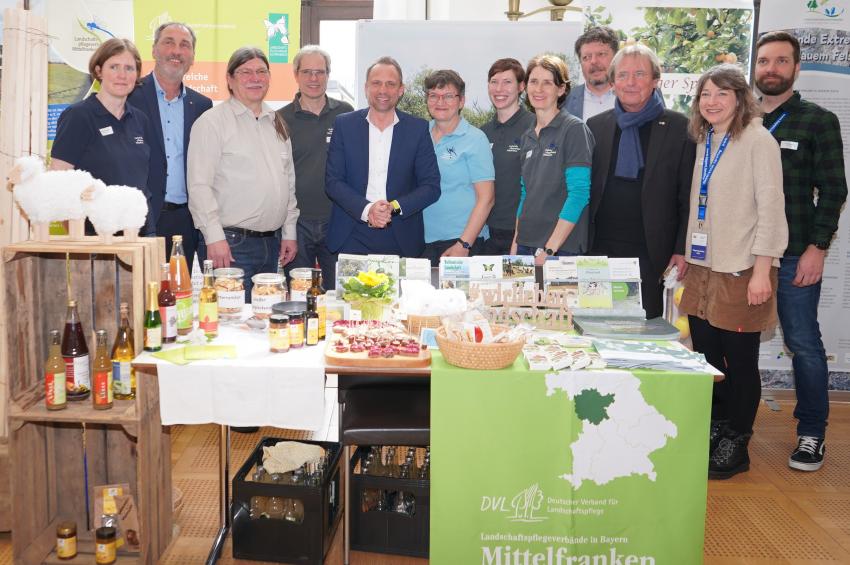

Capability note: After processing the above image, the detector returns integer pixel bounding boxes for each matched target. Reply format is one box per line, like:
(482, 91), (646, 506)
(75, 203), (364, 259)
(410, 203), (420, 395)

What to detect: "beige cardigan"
(684, 118), (788, 273)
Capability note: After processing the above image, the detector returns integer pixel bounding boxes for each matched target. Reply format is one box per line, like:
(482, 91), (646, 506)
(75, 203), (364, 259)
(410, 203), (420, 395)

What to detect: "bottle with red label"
(92, 329), (113, 410)
(169, 235), (193, 335)
(61, 300), (90, 401)
(158, 262), (177, 343)
(45, 329), (66, 410)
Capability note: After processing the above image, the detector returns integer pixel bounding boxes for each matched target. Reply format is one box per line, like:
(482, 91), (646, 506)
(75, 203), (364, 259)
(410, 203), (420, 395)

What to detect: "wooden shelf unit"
(1, 237), (171, 564)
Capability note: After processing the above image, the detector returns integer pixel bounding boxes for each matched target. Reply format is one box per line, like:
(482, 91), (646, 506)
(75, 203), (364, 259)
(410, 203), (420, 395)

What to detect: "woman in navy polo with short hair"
(50, 38), (152, 234)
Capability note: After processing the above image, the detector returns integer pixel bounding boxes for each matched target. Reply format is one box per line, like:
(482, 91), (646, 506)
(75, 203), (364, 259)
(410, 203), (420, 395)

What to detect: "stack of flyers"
(522, 343), (606, 371)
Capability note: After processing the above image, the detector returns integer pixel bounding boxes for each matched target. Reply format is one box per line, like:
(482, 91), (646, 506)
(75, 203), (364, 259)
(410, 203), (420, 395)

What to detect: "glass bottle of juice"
(144, 282), (162, 352)
(169, 235), (193, 335)
(111, 302), (135, 400)
(92, 329), (113, 410)
(198, 260), (219, 337)
(61, 300), (90, 401)
(45, 329), (66, 410)
(309, 268), (326, 339)
(158, 263), (177, 343)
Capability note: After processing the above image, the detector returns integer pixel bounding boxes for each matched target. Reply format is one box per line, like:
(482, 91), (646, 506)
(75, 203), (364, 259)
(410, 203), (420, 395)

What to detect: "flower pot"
(348, 299), (387, 321)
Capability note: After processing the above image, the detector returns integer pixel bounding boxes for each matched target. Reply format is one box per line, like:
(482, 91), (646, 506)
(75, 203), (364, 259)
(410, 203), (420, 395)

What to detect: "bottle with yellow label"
(144, 282), (162, 352)
(92, 330), (113, 410)
(198, 259), (219, 337)
(309, 268), (326, 339)
(111, 302), (135, 400)
(305, 310), (319, 346)
(170, 235), (193, 335)
(45, 329), (67, 411)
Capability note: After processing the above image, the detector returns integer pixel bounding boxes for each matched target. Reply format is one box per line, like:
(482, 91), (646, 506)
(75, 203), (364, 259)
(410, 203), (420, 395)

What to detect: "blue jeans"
(198, 230), (281, 302)
(284, 218), (338, 290)
(777, 255), (829, 438)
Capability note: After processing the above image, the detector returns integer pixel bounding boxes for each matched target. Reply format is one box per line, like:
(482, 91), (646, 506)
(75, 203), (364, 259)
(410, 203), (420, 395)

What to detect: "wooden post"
(0, 8), (49, 510)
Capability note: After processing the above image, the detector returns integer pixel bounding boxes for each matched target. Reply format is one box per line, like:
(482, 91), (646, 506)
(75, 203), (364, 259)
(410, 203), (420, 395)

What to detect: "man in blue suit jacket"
(325, 56), (440, 257)
(128, 22), (212, 267)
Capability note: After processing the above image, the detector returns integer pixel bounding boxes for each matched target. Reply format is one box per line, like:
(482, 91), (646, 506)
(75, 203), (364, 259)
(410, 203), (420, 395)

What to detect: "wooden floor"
(1, 399), (849, 564)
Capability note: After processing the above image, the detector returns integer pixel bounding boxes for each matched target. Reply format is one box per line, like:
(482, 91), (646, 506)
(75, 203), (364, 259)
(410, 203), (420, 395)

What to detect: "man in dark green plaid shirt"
(756, 31), (848, 473)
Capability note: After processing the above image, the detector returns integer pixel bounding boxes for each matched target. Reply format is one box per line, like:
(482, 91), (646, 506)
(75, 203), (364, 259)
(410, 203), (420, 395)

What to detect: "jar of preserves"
(252, 273), (286, 319)
(287, 311), (305, 348)
(214, 267), (245, 317)
(289, 268), (313, 302)
(269, 314), (290, 353)
(95, 526), (117, 564)
(56, 521), (77, 560)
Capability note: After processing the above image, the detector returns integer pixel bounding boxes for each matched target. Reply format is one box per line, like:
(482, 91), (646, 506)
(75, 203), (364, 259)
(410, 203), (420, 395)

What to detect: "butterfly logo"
(483, 263), (495, 272)
(264, 16), (289, 43)
(446, 147), (458, 159)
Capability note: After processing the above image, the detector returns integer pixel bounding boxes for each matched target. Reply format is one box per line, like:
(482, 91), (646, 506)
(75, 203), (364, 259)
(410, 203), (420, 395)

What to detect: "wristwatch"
(535, 247), (555, 257)
(814, 241), (830, 251)
(457, 238), (472, 250)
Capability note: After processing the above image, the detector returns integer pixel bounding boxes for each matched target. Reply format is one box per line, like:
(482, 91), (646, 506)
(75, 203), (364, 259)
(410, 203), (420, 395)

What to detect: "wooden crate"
(0, 439), (9, 532)
(1, 237), (171, 564)
(1, 237), (164, 405)
(8, 369), (171, 564)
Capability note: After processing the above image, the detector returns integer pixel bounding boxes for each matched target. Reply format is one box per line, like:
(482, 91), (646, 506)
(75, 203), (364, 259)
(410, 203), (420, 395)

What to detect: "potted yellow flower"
(341, 270), (395, 320)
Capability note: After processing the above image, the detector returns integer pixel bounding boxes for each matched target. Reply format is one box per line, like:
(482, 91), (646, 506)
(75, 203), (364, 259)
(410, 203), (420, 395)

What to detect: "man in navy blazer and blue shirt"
(128, 22), (212, 267)
(325, 56), (440, 257)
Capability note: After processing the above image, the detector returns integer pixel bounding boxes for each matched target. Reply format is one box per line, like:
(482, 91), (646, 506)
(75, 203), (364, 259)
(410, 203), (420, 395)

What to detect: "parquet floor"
(1, 399), (849, 564)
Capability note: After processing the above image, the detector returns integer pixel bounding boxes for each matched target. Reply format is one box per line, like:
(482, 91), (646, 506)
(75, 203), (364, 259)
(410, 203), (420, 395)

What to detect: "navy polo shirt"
(51, 95), (151, 197)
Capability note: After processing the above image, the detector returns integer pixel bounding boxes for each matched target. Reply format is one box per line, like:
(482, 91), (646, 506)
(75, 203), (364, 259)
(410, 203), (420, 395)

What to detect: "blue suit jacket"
(128, 74), (212, 230)
(563, 84), (585, 120)
(325, 108), (441, 257)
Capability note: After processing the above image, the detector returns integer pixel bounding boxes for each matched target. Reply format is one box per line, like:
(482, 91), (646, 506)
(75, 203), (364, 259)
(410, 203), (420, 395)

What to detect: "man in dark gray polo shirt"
(480, 58), (536, 255)
(278, 45), (353, 288)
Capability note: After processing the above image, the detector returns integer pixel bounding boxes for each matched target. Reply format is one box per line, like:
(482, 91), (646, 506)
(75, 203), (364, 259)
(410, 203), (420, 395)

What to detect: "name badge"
(690, 232), (708, 261)
(780, 140), (798, 150)
(99, 126), (114, 136)
(326, 136), (331, 144)
(526, 150), (533, 159)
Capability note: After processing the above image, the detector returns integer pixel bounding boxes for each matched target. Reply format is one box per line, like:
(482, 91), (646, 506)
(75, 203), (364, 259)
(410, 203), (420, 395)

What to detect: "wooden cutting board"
(324, 341), (432, 368)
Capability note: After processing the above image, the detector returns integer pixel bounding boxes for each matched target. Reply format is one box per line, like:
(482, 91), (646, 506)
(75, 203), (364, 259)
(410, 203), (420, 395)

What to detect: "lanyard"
(698, 128), (730, 222)
(768, 111), (788, 134)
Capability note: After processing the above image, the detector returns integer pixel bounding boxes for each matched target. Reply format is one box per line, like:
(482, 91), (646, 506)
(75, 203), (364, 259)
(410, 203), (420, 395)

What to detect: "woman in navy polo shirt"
(511, 54), (594, 265)
(50, 38), (152, 234)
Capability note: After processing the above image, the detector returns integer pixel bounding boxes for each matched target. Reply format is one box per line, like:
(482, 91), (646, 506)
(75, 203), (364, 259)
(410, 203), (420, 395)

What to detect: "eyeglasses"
(234, 68), (270, 79)
(298, 69), (327, 78)
(427, 93), (460, 103)
(614, 70), (650, 82)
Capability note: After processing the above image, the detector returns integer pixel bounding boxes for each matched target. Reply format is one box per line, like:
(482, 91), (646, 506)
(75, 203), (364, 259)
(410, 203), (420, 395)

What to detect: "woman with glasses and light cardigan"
(511, 55), (594, 265)
(679, 65), (788, 480)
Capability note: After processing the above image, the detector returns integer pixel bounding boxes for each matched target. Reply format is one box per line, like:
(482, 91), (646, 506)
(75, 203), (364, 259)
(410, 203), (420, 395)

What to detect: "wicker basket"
(435, 325), (525, 370)
(405, 313), (441, 336)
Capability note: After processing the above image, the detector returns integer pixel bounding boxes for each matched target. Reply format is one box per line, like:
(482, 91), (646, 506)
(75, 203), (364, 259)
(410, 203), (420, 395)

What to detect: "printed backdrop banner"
(430, 355), (713, 564)
(756, 0), (850, 372)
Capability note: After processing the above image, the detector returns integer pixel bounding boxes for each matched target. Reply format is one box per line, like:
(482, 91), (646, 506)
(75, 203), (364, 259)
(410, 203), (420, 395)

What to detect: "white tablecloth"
(135, 321), (327, 431)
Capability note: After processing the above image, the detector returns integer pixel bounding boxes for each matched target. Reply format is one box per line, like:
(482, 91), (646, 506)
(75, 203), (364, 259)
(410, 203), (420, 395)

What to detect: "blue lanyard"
(698, 128), (730, 222)
(768, 111), (788, 134)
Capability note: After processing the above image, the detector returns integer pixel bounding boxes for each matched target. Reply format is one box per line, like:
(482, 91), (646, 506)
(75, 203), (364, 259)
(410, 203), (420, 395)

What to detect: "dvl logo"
(480, 483), (547, 523)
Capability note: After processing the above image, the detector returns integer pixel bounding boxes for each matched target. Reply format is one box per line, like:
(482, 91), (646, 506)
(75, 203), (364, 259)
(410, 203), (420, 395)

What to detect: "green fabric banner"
(431, 354), (713, 564)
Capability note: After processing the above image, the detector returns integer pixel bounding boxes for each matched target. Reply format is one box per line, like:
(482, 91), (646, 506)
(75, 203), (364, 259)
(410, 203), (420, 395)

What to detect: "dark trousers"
(689, 315), (762, 435)
(157, 205), (199, 272)
(421, 238), (484, 266)
(284, 217), (338, 290)
(478, 227), (515, 256)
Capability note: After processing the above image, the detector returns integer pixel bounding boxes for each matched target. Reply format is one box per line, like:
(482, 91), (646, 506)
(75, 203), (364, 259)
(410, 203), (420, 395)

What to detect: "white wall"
(374, 0), (585, 22)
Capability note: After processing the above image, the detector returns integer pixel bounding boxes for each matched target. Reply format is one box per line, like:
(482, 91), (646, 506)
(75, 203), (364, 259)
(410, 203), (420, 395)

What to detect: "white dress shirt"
(360, 110), (400, 222)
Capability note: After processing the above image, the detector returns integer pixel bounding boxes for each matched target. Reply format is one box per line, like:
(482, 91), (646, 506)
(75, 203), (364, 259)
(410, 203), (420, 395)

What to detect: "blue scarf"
(613, 90), (665, 179)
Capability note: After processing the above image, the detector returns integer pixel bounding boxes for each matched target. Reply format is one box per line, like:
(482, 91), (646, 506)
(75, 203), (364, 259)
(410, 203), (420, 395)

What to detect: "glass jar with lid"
(289, 267), (313, 302)
(269, 314), (290, 353)
(252, 273), (286, 318)
(214, 267), (245, 317)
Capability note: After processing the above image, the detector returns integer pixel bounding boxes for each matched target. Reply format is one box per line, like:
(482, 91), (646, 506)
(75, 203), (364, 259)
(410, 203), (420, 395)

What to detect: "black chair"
(339, 383), (430, 564)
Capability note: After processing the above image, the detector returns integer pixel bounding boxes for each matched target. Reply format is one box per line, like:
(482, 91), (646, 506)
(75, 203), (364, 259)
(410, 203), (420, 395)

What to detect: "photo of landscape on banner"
(431, 360), (714, 564)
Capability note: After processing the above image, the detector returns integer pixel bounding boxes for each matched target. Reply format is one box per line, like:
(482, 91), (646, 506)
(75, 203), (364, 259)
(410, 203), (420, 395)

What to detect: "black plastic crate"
(349, 446), (430, 558)
(232, 437), (342, 564)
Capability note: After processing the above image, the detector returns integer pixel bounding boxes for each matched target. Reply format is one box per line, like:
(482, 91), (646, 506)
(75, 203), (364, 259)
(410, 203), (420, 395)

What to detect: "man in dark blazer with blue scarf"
(129, 22), (212, 267)
(587, 44), (695, 319)
(325, 56), (440, 257)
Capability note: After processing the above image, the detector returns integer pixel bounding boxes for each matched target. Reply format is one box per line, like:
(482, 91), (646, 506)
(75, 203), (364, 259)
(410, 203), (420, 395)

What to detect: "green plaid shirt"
(764, 92), (847, 256)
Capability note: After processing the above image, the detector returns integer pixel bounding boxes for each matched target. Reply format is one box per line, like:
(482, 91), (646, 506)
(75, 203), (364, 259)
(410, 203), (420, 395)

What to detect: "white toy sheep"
(81, 183), (149, 244)
(6, 155), (100, 241)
